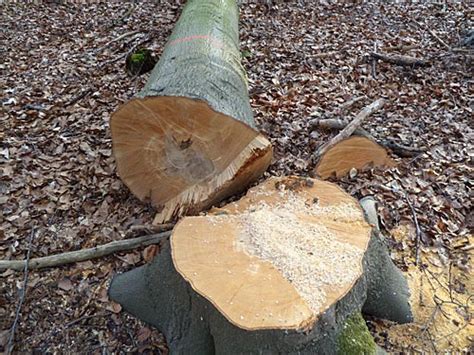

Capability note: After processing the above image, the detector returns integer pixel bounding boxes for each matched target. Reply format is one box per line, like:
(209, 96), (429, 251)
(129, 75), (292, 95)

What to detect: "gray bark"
(139, 0), (255, 129)
(109, 217), (412, 353)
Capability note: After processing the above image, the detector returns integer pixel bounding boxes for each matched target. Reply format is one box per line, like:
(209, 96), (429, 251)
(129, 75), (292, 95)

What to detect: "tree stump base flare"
(109, 176), (412, 354)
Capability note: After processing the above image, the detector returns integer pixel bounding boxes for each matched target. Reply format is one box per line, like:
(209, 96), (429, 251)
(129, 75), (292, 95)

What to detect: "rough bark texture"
(110, 0), (272, 223)
(109, 240), (367, 354)
(139, 0), (253, 128)
(109, 197), (412, 354)
(360, 196), (413, 324)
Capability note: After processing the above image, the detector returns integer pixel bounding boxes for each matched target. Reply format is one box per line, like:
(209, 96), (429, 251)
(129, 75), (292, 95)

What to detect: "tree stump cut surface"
(171, 176), (372, 331)
(315, 136), (396, 179)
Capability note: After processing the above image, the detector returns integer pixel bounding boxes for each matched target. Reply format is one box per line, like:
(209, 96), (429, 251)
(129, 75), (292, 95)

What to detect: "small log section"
(110, 176), (412, 354)
(315, 136), (396, 179)
(111, 0), (272, 224)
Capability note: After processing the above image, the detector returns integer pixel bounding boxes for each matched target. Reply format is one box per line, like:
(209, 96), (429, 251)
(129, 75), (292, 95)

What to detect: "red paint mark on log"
(169, 35), (223, 48)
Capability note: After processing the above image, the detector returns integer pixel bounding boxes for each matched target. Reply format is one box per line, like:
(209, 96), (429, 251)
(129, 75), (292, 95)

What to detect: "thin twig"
(64, 88), (93, 107)
(404, 192), (422, 266)
(337, 95), (366, 115)
(411, 18), (451, 50)
(6, 229), (35, 355)
(101, 35), (152, 68)
(0, 229), (172, 271)
(448, 261), (454, 303)
(108, 4), (136, 29)
(371, 42), (377, 79)
(95, 30), (141, 53)
(64, 312), (109, 328)
(370, 52), (429, 67)
(425, 329), (439, 355)
(312, 51), (339, 59)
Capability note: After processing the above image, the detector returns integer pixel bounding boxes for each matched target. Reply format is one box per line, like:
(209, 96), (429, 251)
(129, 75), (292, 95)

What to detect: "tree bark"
(111, 0), (272, 224)
(109, 177), (413, 354)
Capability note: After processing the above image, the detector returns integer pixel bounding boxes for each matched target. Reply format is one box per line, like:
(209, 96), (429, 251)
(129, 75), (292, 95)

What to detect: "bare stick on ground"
(315, 98), (385, 158)
(102, 35), (153, 67)
(370, 52), (429, 67)
(411, 18), (451, 50)
(108, 4), (136, 29)
(337, 96), (366, 115)
(6, 229), (34, 355)
(95, 30), (141, 53)
(317, 118), (426, 158)
(0, 230), (172, 272)
(64, 88), (93, 107)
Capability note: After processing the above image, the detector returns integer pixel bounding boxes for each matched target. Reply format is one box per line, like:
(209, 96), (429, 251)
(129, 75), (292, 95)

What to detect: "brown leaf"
(136, 326), (152, 343)
(143, 244), (160, 263)
(57, 278), (73, 291)
(107, 301), (122, 314)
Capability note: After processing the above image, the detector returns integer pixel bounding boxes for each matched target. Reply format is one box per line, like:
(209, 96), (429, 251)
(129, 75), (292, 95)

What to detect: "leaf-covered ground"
(1, 1), (472, 353)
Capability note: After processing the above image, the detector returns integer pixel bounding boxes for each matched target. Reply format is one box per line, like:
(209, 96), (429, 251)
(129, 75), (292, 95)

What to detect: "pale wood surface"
(171, 176), (372, 331)
(112, 96), (272, 223)
(315, 136), (396, 179)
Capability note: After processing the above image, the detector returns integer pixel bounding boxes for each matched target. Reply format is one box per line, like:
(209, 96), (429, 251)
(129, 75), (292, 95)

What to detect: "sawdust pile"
(235, 191), (365, 313)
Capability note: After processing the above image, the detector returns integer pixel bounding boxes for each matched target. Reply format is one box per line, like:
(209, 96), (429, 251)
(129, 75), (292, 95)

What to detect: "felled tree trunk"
(110, 176), (412, 354)
(111, 0), (272, 224)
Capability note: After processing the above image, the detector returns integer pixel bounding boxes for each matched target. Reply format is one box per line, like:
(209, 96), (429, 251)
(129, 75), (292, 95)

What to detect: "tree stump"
(110, 176), (412, 354)
(110, 0), (272, 224)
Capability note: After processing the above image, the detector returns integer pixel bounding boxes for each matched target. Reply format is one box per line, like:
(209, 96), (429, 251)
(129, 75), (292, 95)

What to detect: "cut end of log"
(171, 176), (372, 331)
(111, 96), (272, 223)
(315, 136), (396, 179)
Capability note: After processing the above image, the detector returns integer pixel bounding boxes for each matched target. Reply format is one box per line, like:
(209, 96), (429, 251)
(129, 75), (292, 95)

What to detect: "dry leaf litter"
(1, 1), (472, 353)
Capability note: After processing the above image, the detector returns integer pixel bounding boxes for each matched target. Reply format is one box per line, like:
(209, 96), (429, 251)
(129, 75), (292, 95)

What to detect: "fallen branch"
(108, 4), (136, 29)
(318, 118), (371, 137)
(64, 88), (93, 107)
(101, 34), (152, 67)
(0, 230), (172, 272)
(411, 18), (451, 50)
(337, 95), (366, 115)
(6, 229), (34, 355)
(96, 30), (142, 54)
(313, 51), (339, 59)
(371, 43), (378, 78)
(370, 52), (429, 67)
(381, 139), (425, 158)
(316, 98), (385, 157)
(385, 44), (418, 53)
(317, 118), (425, 158)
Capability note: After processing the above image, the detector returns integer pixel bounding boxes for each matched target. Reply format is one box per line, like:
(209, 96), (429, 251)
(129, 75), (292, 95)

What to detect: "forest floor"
(1, 1), (472, 354)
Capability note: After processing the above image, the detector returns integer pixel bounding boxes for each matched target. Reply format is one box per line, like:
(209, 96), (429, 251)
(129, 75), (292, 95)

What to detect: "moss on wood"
(337, 312), (376, 355)
(125, 48), (156, 76)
